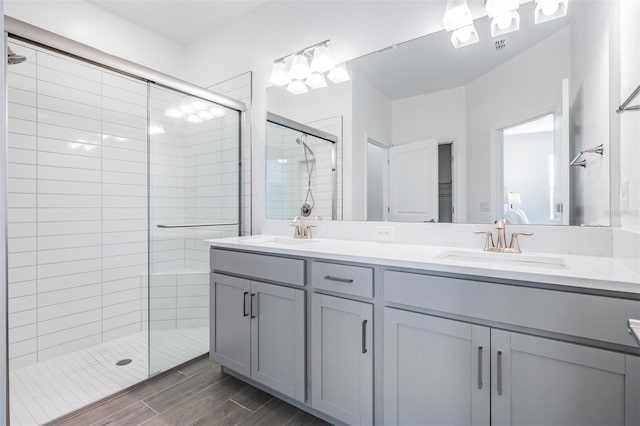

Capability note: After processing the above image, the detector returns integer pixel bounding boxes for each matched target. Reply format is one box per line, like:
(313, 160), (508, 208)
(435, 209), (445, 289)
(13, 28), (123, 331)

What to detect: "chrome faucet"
(474, 218), (533, 253)
(290, 216), (316, 239)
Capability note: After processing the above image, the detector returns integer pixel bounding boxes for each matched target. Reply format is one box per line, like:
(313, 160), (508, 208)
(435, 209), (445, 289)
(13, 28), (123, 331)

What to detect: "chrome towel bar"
(617, 83), (640, 113)
(157, 222), (238, 228)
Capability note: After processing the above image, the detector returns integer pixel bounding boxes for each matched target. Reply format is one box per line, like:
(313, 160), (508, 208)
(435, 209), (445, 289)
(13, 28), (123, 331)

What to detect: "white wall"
(5, 0), (185, 77)
(351, 71), (392, 220)
(568, 0), (611, 226)
(466, 27), (570, 223)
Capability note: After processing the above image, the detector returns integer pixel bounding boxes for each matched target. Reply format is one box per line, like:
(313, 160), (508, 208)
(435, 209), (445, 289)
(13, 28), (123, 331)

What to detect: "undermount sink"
(437, 249), (568, 269)
(249, 237), (319, 246)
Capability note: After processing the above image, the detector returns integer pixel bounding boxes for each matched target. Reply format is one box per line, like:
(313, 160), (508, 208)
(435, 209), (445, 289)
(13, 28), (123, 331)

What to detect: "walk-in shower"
(5, 21), (243, 425)
(266, 113), (339, 220)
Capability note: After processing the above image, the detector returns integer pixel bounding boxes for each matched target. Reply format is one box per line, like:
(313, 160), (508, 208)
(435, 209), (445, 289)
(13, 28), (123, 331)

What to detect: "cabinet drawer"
(211, 248), (304, 286)
(311, 261), (373, 298)
(384, 270), (639, 348)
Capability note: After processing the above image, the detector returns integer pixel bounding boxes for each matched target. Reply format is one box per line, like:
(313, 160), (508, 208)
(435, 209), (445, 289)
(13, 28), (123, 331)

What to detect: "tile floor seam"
(228, 398), (254, 413)
(140, 400), (159, 416)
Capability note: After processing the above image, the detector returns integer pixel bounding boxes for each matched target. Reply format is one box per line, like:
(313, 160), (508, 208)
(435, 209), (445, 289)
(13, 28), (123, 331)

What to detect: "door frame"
(364, 135), (390, 222)
(490, 109), (557, 223)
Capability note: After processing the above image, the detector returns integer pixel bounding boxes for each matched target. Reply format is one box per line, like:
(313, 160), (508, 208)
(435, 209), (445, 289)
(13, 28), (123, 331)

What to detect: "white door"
(491, 330), (640, 426)
(250, 281), (305, 402)
(388, 139), (439, 222)
(311, 294), (373, 425)
(384, 308), (490, 426)
(554, 78), (571, 225)
(210, 273), (251, 376)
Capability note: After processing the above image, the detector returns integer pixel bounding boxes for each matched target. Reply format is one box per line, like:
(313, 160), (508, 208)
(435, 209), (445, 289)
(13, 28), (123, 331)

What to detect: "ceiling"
(349, 1), (571, 100)
(87, 0), (269, 45)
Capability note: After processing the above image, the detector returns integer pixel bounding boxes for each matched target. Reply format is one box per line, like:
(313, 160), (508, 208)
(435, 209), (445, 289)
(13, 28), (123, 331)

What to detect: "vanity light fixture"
(306, 73), (328, 89)
(442, 0), (474, 32)
(451, 24), (479, 48)
(289, 53), (311, 80)
(269, 40), (348, 94)
(485, 0), (520, 37)
(327, 63), (350, 84)
(534, 0), (568, 24)
(287, 79), (309, 95)
(268, 61), (291, 87)
(310, 43), (335, 74)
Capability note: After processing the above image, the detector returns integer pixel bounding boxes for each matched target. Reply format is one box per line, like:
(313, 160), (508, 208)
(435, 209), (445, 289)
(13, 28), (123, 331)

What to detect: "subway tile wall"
(7, 41), (149, 369)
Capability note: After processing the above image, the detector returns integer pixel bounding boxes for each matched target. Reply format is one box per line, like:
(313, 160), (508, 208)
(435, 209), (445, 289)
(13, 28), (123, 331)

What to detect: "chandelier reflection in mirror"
(268, 40), (350, 95)
(443, 0), (569, 48)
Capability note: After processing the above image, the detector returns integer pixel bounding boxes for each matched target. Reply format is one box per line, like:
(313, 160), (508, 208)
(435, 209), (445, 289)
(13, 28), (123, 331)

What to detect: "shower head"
(8, 47), (26, 65)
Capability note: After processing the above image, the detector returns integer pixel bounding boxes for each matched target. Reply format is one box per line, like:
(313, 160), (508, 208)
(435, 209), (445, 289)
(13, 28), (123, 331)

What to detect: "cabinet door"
(384, 308), (490, 426)
(250, 281), (305, 402)
(311, 294), (373, 425)
(210, 273), (251, 376)
(491, 330), (640, 426)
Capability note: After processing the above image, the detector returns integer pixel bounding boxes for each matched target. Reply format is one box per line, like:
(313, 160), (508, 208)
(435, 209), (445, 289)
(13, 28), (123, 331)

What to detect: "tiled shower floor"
(9, 327), (209, 426)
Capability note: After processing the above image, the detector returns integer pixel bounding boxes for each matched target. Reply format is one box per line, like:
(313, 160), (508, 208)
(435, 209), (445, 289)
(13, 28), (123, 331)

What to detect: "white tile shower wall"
(7, 41), (148, 369)
(266, 116), (342, 220)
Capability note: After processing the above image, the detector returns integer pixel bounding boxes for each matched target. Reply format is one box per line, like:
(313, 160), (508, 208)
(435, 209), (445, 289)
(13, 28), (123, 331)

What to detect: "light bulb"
(458, 26), (473, 42)
(451, 24), (479, 48)
(310, 44), (334, 74)
(442, 0), (473, 31)
(289, 54), (310, 80)
(210, 106), (226, 118)
(199, 110), (214, 120)
(268, 61), (291, 86)
(327, 63), (350, 84)
(496, 14), (512, 30)
(543, 1), (560, 15)
(286, 80), (309, 95)
(306, 73), (328, 90)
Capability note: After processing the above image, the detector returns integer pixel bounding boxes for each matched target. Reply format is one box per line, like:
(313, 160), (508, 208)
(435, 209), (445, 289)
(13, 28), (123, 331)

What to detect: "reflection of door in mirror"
(498, 113), (566, 226)
(388, 140), (439, 223)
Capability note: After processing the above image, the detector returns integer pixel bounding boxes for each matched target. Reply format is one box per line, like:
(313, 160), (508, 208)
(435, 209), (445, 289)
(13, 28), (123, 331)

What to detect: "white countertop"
(207, 235), (640, 294)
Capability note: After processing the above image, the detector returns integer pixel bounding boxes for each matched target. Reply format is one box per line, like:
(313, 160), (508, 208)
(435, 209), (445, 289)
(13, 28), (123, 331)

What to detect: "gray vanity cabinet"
(211, 272), (306, 402)
(311, 294), (373, 425)
(383, 308), (491, 426)
(491, 330), (640, 426)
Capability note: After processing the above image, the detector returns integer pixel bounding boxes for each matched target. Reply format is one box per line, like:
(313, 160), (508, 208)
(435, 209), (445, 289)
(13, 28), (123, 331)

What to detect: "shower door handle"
(157, 222), (238, 228)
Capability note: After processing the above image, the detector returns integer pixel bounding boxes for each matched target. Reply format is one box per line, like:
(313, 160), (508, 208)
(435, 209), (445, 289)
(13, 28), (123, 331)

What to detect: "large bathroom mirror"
(266, 0), (613, 226)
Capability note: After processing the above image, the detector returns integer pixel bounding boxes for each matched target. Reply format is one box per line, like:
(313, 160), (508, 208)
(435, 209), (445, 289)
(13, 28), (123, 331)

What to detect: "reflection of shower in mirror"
(297, 134), (316, 216)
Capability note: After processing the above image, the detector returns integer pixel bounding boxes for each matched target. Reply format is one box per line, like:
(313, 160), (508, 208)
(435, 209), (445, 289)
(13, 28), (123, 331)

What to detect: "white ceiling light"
(287, 80), (309, 95)
(451, 24), (479, 48)
(210, 106), (226, 118)
(309, 43), (334, 74)
(306, 73), (328, 89)
(534, 0), (568, 24)
(289, 53), (310, 80)
(442, 0), (474, 32)
(185, 114), (203, 124)
(491, 10), (520, 36)
(165, 108), (183, 119)
(327, 63), (350, 84)
(485, 0), (519, 18)
(268, 61), (291, 87)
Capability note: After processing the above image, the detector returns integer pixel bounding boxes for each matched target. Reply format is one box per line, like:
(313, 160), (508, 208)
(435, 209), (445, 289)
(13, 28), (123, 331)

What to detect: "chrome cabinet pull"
(362, 319), (368, 354)
(497, 350), (503, 396)
(250, 293), (256, 319)
(324, 275), (354, 283)
(243, 291), (249, 317)
(477, 346), (483, 389)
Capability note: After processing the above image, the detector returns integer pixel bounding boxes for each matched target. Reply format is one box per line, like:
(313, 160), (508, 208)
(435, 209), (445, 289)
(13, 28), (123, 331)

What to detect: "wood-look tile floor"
(50, 357), (331, 426)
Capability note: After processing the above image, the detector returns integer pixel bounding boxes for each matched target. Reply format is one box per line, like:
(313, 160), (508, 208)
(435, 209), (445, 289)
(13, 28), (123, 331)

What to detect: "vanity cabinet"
(384, 307), (640, 426)
(383, 308), (490, 426)
(491, 330), (640, 426)
(311, 294), (373, 425)
(211, 272), (306, 402)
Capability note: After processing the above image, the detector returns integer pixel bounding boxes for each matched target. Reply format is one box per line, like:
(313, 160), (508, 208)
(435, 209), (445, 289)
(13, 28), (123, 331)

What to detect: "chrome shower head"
(8, 47), (26, 65)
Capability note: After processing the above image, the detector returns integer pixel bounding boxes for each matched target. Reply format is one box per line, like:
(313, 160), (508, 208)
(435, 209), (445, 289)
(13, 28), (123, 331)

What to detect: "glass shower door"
(148, 84), (240, 374)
